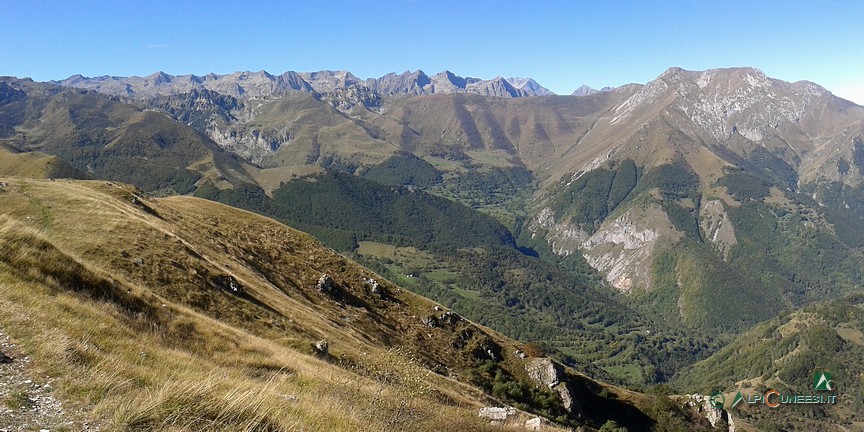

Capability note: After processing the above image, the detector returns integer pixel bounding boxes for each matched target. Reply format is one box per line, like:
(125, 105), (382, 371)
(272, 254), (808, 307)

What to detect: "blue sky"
(3, 1), (863, 103)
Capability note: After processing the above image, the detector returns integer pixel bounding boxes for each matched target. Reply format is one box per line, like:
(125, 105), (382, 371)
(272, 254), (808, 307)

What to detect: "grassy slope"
(383, 92), (624, 170)
(254, 93), (396, 168)
(0, 146), (89, 180)
(0, 178), (673, 431)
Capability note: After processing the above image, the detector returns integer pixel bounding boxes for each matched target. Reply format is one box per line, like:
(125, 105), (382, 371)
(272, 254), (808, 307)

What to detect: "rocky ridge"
(58, 69), (559, 100)
(506, 77), (555, 96)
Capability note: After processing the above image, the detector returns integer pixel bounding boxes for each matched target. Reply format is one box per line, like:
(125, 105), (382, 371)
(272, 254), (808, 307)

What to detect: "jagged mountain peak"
(241, 70), (275, 80)
(506, 77), (532, 85)
(297, 70), (361, 93)
(507, 77), (555, 96)
(572, 84), (615, 96)
(468, 76), (526, 97)
(404, 69), (428, 78)
(432, 70), (472, 87)
(62, 73), (87, 83)
(56, 69), (555, 100)
(147, 71), (173, 83)
(571, 84), (598, 96)
(368, 69), (432, 95)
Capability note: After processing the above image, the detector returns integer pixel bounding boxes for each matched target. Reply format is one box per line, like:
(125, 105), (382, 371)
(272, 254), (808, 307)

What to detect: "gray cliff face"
(531, 205), (677, 293)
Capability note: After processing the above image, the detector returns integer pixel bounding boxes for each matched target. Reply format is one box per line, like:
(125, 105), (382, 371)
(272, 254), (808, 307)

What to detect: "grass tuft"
(5, 390), (34, 410)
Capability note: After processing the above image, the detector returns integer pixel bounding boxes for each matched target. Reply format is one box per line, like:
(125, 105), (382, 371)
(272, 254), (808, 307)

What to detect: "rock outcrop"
(438, 311), (460, 325)
(316, 274), (334, 294)
(421, 316), (438, 328)
(525, 358), (575, 412)
(363, 277), (382, 296)
(524, 416), (543, 431)
(478, 407), (544, 429)
(314, 340), (329, 357)
(213, 275), (244, 295)
(478, 406), (516, 422)
(699, 199), (738, 260)
(686, 394), (735, 432)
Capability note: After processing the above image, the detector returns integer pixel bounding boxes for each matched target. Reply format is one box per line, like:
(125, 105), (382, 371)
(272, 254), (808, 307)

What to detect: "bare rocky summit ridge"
(367, 70), (433, 95)
(571, 85), (613, 96)
(299, 70), (362, 93)
(58, 69), (557, 100)
(506, 77), (555, 96)
(60, 70), (316, 99)
(571, 84), (599, 96)
(629, 66), (836, 142)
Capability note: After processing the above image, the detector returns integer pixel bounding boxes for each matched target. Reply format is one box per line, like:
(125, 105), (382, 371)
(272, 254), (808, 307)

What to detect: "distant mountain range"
(57, 69), (569, 99)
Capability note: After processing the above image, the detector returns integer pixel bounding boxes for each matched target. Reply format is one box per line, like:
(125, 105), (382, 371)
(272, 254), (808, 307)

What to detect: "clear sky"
(2, 1), (863, 103)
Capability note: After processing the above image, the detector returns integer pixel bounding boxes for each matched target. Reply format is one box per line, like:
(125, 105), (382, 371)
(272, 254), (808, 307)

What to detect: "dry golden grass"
(0, 147), (86, 180)
(0, 224), (499, 431)
(0, 178), (563, 431)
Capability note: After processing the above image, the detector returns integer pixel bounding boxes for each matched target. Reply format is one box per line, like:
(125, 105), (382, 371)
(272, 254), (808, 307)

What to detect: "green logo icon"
(731, 391), (744, 408)
(710, 391), (725, 409)
(814, 372), (833, 391)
